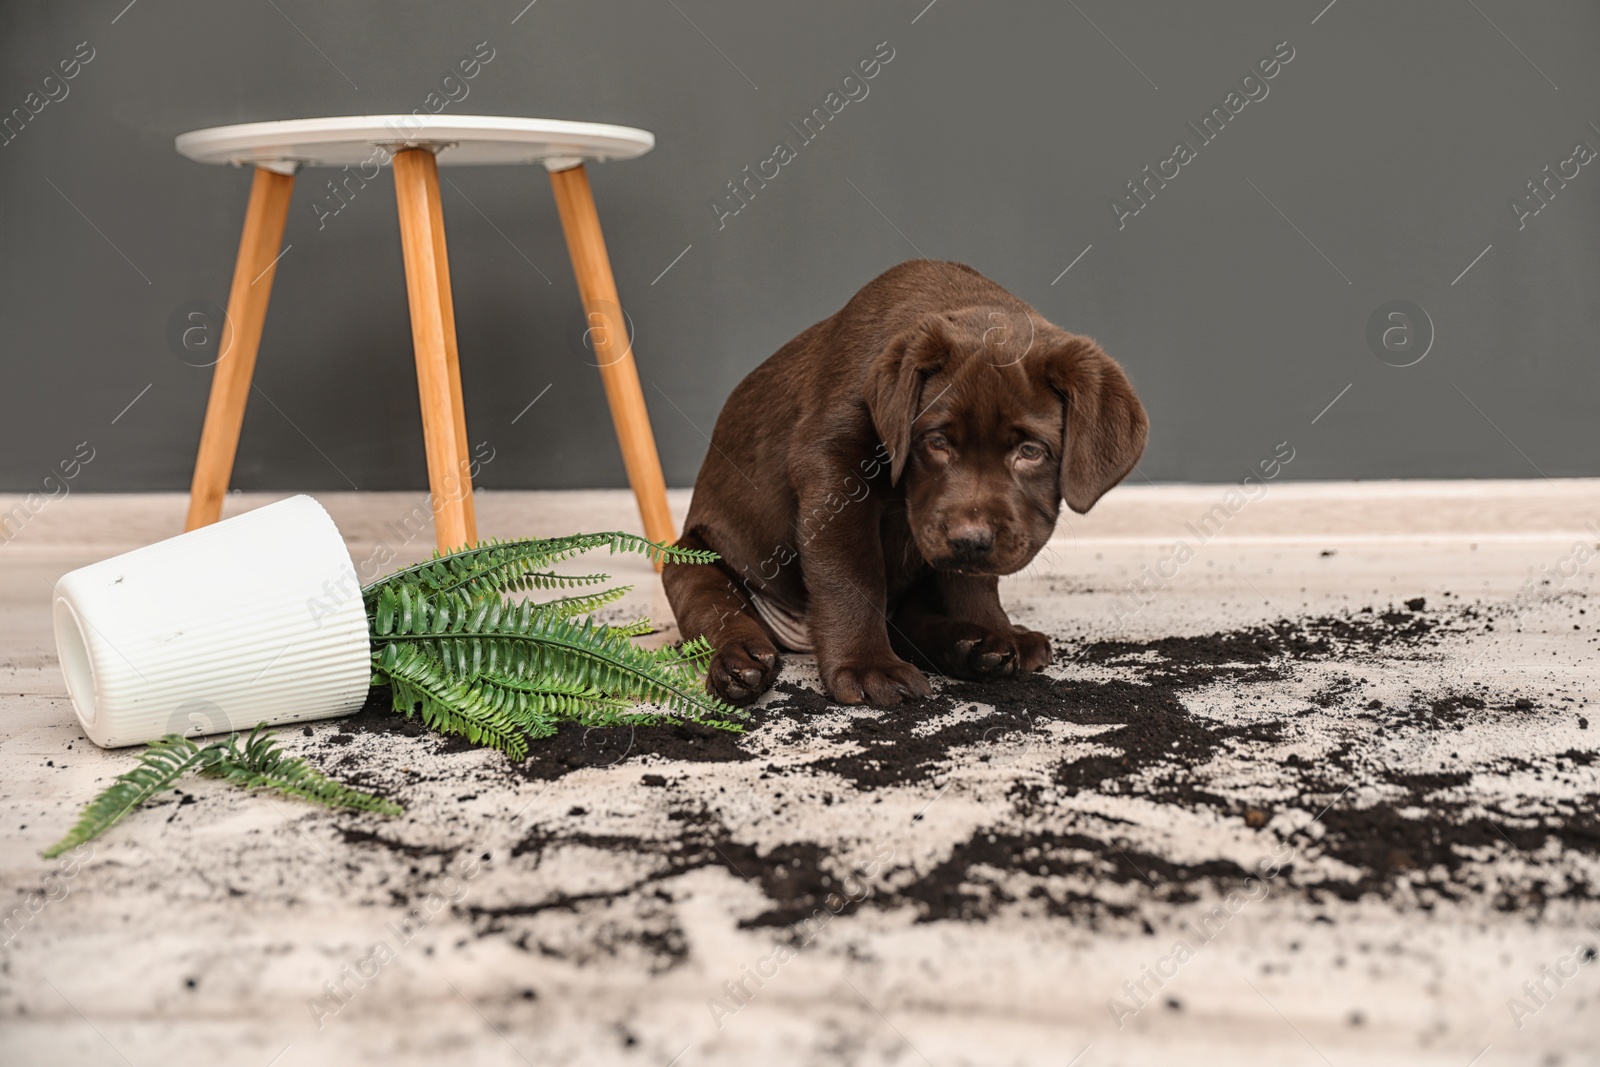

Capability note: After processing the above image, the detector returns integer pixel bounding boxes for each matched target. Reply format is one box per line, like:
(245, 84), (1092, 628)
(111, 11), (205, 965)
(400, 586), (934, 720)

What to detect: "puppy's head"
(865, 312), (1147, 575)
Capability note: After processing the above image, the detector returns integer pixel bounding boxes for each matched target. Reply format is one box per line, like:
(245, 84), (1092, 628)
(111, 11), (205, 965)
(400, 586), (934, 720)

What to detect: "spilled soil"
(487, 812), (845, 932)
(325, 598), (1597, 964)
(330, 690), (751, 783)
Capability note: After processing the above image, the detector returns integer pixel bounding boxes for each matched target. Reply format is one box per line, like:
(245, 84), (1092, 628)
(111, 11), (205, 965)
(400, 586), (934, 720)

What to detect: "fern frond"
(654, 635), (717, 667)
(206, 725), (402, 815)
(605, 618), (657, 639)
(43, 724), (402, 857)
(370, 585), (743, 729)
(526, 585), (631, 621)
(490, 572), (617, 596)
(470, 673), (630, 735)
(362, 533), (717, 604)
(42, 735), (223, 857)
(362, 533), (736, 757)
(472, 673), (738, 732)
(377, 642), (532, 758)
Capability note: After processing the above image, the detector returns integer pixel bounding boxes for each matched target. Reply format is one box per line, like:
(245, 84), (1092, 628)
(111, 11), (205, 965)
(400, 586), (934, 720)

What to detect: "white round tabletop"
(175, 115), (654, 172)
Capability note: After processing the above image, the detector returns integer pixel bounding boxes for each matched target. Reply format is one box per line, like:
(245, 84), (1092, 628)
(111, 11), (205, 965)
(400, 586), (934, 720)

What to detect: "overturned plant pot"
(52, 495), (372, 748)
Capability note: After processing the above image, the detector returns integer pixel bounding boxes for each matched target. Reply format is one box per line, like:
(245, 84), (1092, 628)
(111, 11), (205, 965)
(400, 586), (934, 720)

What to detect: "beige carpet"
(2, 483), (1597, 1067)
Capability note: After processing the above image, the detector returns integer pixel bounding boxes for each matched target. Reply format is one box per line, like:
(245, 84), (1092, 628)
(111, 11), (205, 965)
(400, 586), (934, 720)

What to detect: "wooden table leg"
(548, 163), (676, 563)
(393, 147), (477, 554)
(184, 166), (295, 531)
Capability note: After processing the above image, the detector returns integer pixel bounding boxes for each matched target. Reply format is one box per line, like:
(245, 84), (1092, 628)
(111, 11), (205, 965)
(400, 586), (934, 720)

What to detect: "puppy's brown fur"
(664, 260), (1147, 707)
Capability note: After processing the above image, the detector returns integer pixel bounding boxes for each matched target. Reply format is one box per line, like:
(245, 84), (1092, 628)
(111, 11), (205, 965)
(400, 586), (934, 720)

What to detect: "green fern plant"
(43, 724), (399, 858)
(43, 531), (736, 857)
(361, 532), (742, 759)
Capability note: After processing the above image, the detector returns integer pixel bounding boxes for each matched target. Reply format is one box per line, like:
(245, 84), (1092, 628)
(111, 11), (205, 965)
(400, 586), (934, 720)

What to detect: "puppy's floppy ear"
(864, 316), (951, 485)
(1041, 335), (1148, 514)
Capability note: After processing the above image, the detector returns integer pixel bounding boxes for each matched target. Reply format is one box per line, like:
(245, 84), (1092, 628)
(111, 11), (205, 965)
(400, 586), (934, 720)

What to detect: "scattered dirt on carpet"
(319, 600), (1595, 952)
(508, 720), (751, 782)
(329, 687), (751, 782)
(335, 690), (481, 755)
(454, 601), (1600, 940)
(336, 826), (459, 859)
(482, 818), (847, 934)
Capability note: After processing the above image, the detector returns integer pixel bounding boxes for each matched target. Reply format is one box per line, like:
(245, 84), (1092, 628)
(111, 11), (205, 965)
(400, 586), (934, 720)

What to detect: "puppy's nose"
(946, 522), (995, 559)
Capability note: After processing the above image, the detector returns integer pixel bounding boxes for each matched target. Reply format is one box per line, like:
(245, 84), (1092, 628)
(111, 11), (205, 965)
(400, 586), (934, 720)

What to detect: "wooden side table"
(175, 115), (674, 555)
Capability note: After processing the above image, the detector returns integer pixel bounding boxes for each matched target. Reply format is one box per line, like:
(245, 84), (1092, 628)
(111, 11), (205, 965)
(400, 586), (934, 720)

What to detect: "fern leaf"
(377, 643), (532, 758)
(605, 618), (657, 640)
(361, 533), (718, 604)
(363, 533), (738, 756)
(525, 585), (631, 621)
(206, 725), (402, 815)
(471, 671), (637, 732)
(42, 735), (222, 857)
(370, 586), (744, 728)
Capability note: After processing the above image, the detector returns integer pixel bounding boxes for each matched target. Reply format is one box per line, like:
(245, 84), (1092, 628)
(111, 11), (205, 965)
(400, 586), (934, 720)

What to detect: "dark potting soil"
(1072, 604), (1455, 680)
(338, 825), (458, 859)
(766, 613), (1322, 797)
(508, 719), (751, 781)
(336, 600), (1596, 948)
(1306, 801), (1600, 909)
(488, 815), (847, 932)
(336, 689), (481, 755)
(767, 679), (1042, 791)
(328, 687), (750, 780)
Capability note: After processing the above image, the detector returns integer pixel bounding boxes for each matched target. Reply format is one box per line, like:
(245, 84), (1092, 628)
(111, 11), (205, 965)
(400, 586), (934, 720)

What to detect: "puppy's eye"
(924, 433), (950, 452)
(1016, 442), (1046, 462)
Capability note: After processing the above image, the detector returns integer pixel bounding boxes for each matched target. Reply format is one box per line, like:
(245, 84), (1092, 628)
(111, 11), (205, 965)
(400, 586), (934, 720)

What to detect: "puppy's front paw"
(707, 636), (780, 705)
(823, 658), (931, 707)
(935, 624), (1052, 679)
(1012, 627), (1052, 672)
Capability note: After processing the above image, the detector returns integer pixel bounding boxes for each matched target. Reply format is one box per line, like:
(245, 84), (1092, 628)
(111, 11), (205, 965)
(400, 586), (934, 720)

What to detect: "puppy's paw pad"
(707, 639), (780, 705)
(824, 660), (931, 707)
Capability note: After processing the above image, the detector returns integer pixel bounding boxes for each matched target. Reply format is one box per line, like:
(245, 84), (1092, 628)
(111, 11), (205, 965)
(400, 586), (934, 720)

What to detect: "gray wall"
(3, 0), (1597, 496)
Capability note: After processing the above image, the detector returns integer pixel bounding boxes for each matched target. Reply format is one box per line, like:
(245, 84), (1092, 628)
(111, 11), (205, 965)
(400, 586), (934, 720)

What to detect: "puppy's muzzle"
(941, 520), (995, 570)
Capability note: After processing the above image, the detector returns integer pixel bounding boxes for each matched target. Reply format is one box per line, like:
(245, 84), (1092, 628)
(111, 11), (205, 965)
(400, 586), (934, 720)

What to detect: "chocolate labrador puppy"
(663, 259), (1147, 707)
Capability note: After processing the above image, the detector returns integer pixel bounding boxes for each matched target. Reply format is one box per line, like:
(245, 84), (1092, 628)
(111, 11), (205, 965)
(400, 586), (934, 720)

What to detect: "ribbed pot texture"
(52, 495), (373, 747)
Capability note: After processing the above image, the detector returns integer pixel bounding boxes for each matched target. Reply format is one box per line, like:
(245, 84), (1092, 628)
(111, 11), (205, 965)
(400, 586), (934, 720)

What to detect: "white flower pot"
(52, 495), (373, 748)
